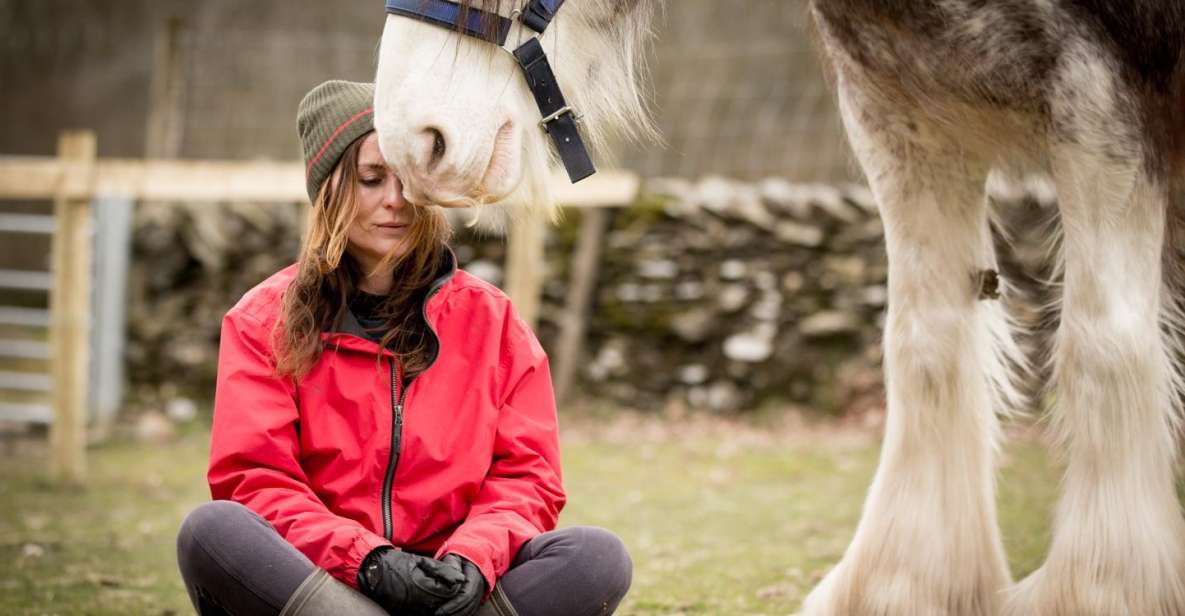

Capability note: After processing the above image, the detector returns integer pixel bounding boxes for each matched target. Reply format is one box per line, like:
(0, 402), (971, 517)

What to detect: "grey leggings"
(176, 500), (632, 616)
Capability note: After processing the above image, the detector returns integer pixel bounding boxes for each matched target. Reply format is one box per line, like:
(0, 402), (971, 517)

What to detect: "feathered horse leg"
(1004, 47), (1185, 616)
(802, 73), (1018, 616)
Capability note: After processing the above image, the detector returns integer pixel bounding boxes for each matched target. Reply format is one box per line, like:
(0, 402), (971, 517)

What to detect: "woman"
(175, 80), (632, 616)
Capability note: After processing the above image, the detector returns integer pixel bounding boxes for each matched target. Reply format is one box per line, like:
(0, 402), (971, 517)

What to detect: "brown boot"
(476, 584), (519, 616)
(279, 569), (389, 616)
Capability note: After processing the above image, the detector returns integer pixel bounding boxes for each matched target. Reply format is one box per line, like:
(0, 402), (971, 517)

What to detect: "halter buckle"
(539, 106), (581, 132)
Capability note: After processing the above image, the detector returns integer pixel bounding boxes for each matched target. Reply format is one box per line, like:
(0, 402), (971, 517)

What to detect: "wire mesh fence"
(1, 0), (854, 181)
(619, 0), (854, 182)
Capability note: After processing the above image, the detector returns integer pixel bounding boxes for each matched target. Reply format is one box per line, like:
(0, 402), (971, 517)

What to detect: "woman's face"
(345, 132), (411, 272)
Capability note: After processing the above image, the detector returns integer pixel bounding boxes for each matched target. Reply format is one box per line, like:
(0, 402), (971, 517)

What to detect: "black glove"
(434, 554), (487, 616)
(358, 546), (466, 615)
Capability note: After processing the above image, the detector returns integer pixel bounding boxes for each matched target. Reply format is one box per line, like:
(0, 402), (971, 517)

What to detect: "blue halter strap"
(520, 0), (564, 33)
(384, 0), (595, 183)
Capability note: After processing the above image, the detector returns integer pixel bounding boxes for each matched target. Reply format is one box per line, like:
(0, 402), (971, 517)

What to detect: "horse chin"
(402, 181), (507, 210)
(474, 155), (524, 206)
(403, 184), (479, 209)
(472, 120), (526, 204)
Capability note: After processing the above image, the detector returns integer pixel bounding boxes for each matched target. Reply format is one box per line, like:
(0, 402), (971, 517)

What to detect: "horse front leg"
(1003, 84), (1185, 616)
(802, 78), (1015, 616)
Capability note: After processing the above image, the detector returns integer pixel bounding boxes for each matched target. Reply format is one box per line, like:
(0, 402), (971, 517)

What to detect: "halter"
(384, 0), (596, 183)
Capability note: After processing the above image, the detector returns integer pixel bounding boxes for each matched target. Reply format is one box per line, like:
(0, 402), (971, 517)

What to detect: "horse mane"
(452, 0), (661, 157)
(566, 0), (662, 156)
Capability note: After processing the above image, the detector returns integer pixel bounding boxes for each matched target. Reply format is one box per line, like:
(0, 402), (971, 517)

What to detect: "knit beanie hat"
(297, 80), (376, 202)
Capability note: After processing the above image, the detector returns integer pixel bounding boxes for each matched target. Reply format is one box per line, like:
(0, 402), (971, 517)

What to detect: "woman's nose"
(382, 174), (404, 208)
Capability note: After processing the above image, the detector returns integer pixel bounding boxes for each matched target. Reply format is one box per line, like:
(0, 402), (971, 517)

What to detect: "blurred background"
(1, 0), (880, 421)
(1, 1), (850, 174)
(0, 2), (1060, 614)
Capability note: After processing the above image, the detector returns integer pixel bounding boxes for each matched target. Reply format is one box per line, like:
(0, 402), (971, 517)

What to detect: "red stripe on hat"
(305, 107), (375, 176)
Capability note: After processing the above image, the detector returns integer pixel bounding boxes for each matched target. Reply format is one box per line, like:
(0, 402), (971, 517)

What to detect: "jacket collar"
(321, 246), (458, 355)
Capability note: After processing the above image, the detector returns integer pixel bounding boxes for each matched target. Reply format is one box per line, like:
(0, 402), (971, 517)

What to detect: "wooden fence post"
(145, 16), (187, 160)
(49, 131), (95, 484)
(553, 208), (609, 403)
(505, 210), (546, 329)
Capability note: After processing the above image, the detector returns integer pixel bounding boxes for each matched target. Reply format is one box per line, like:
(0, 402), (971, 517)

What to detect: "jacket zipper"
(378, 253), (454, 541)
(381, 358), (406, 540)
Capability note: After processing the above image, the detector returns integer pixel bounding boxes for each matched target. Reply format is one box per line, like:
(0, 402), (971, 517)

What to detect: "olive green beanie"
(297, 80), (376, 202)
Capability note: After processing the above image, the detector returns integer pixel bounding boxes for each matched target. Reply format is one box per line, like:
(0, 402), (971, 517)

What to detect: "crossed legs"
(176, 500), (632, 616)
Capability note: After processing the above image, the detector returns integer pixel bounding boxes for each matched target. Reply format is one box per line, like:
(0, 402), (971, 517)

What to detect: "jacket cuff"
(355, 545), (395, 593)
(436, 542), (496, 597)
(341, 530), (394, 591)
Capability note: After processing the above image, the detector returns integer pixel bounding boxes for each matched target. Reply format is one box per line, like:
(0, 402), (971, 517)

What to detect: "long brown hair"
(273, 133), (453, 380)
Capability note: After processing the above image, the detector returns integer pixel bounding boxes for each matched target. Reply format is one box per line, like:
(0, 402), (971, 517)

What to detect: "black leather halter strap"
(385, 0), (595, 183)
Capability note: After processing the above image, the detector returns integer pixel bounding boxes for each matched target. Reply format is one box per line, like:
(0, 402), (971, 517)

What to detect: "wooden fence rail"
(0, 155), (639, 205)
(0, 131), (640, 482)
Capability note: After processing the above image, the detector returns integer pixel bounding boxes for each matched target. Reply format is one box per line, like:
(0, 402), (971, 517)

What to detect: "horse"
(373, 1), (1185, 614)
(372, 0), (657, 214)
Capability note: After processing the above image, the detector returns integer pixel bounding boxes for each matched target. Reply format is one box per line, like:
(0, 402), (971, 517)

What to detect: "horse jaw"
(374, 0), (658, 213)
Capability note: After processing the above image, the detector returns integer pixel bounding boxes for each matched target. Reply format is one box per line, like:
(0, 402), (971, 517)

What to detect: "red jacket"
(207, 251), (565, 592)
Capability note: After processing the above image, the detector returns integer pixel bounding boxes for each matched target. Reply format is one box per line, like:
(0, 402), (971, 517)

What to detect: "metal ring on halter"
(499, 30), (540, 60)
(499, 8), (530, 57)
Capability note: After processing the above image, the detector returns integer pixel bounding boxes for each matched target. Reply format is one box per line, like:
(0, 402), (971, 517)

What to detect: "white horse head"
(374, 0), (658, 212)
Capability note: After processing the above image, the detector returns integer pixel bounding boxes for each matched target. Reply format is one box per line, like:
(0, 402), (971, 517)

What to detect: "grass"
(1, 422), (209, 615)
(0, 411), (1062, 615)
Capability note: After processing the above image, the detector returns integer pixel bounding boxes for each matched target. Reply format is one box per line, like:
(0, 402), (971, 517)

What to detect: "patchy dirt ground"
(0, 409), (1060, 615)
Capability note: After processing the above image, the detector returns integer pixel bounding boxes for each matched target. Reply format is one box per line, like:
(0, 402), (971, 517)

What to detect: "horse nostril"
(424, 126), (446, 171)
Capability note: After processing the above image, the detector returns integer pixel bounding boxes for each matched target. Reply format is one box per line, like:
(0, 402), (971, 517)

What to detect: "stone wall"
(125, 201), (304, 407)
(565, 177), (884, 414)
(124, 177), (889, 416)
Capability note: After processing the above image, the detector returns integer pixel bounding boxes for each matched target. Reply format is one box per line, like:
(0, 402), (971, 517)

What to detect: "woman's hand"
(358, 547), (466, 615)
(434, 554), (487, 616)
